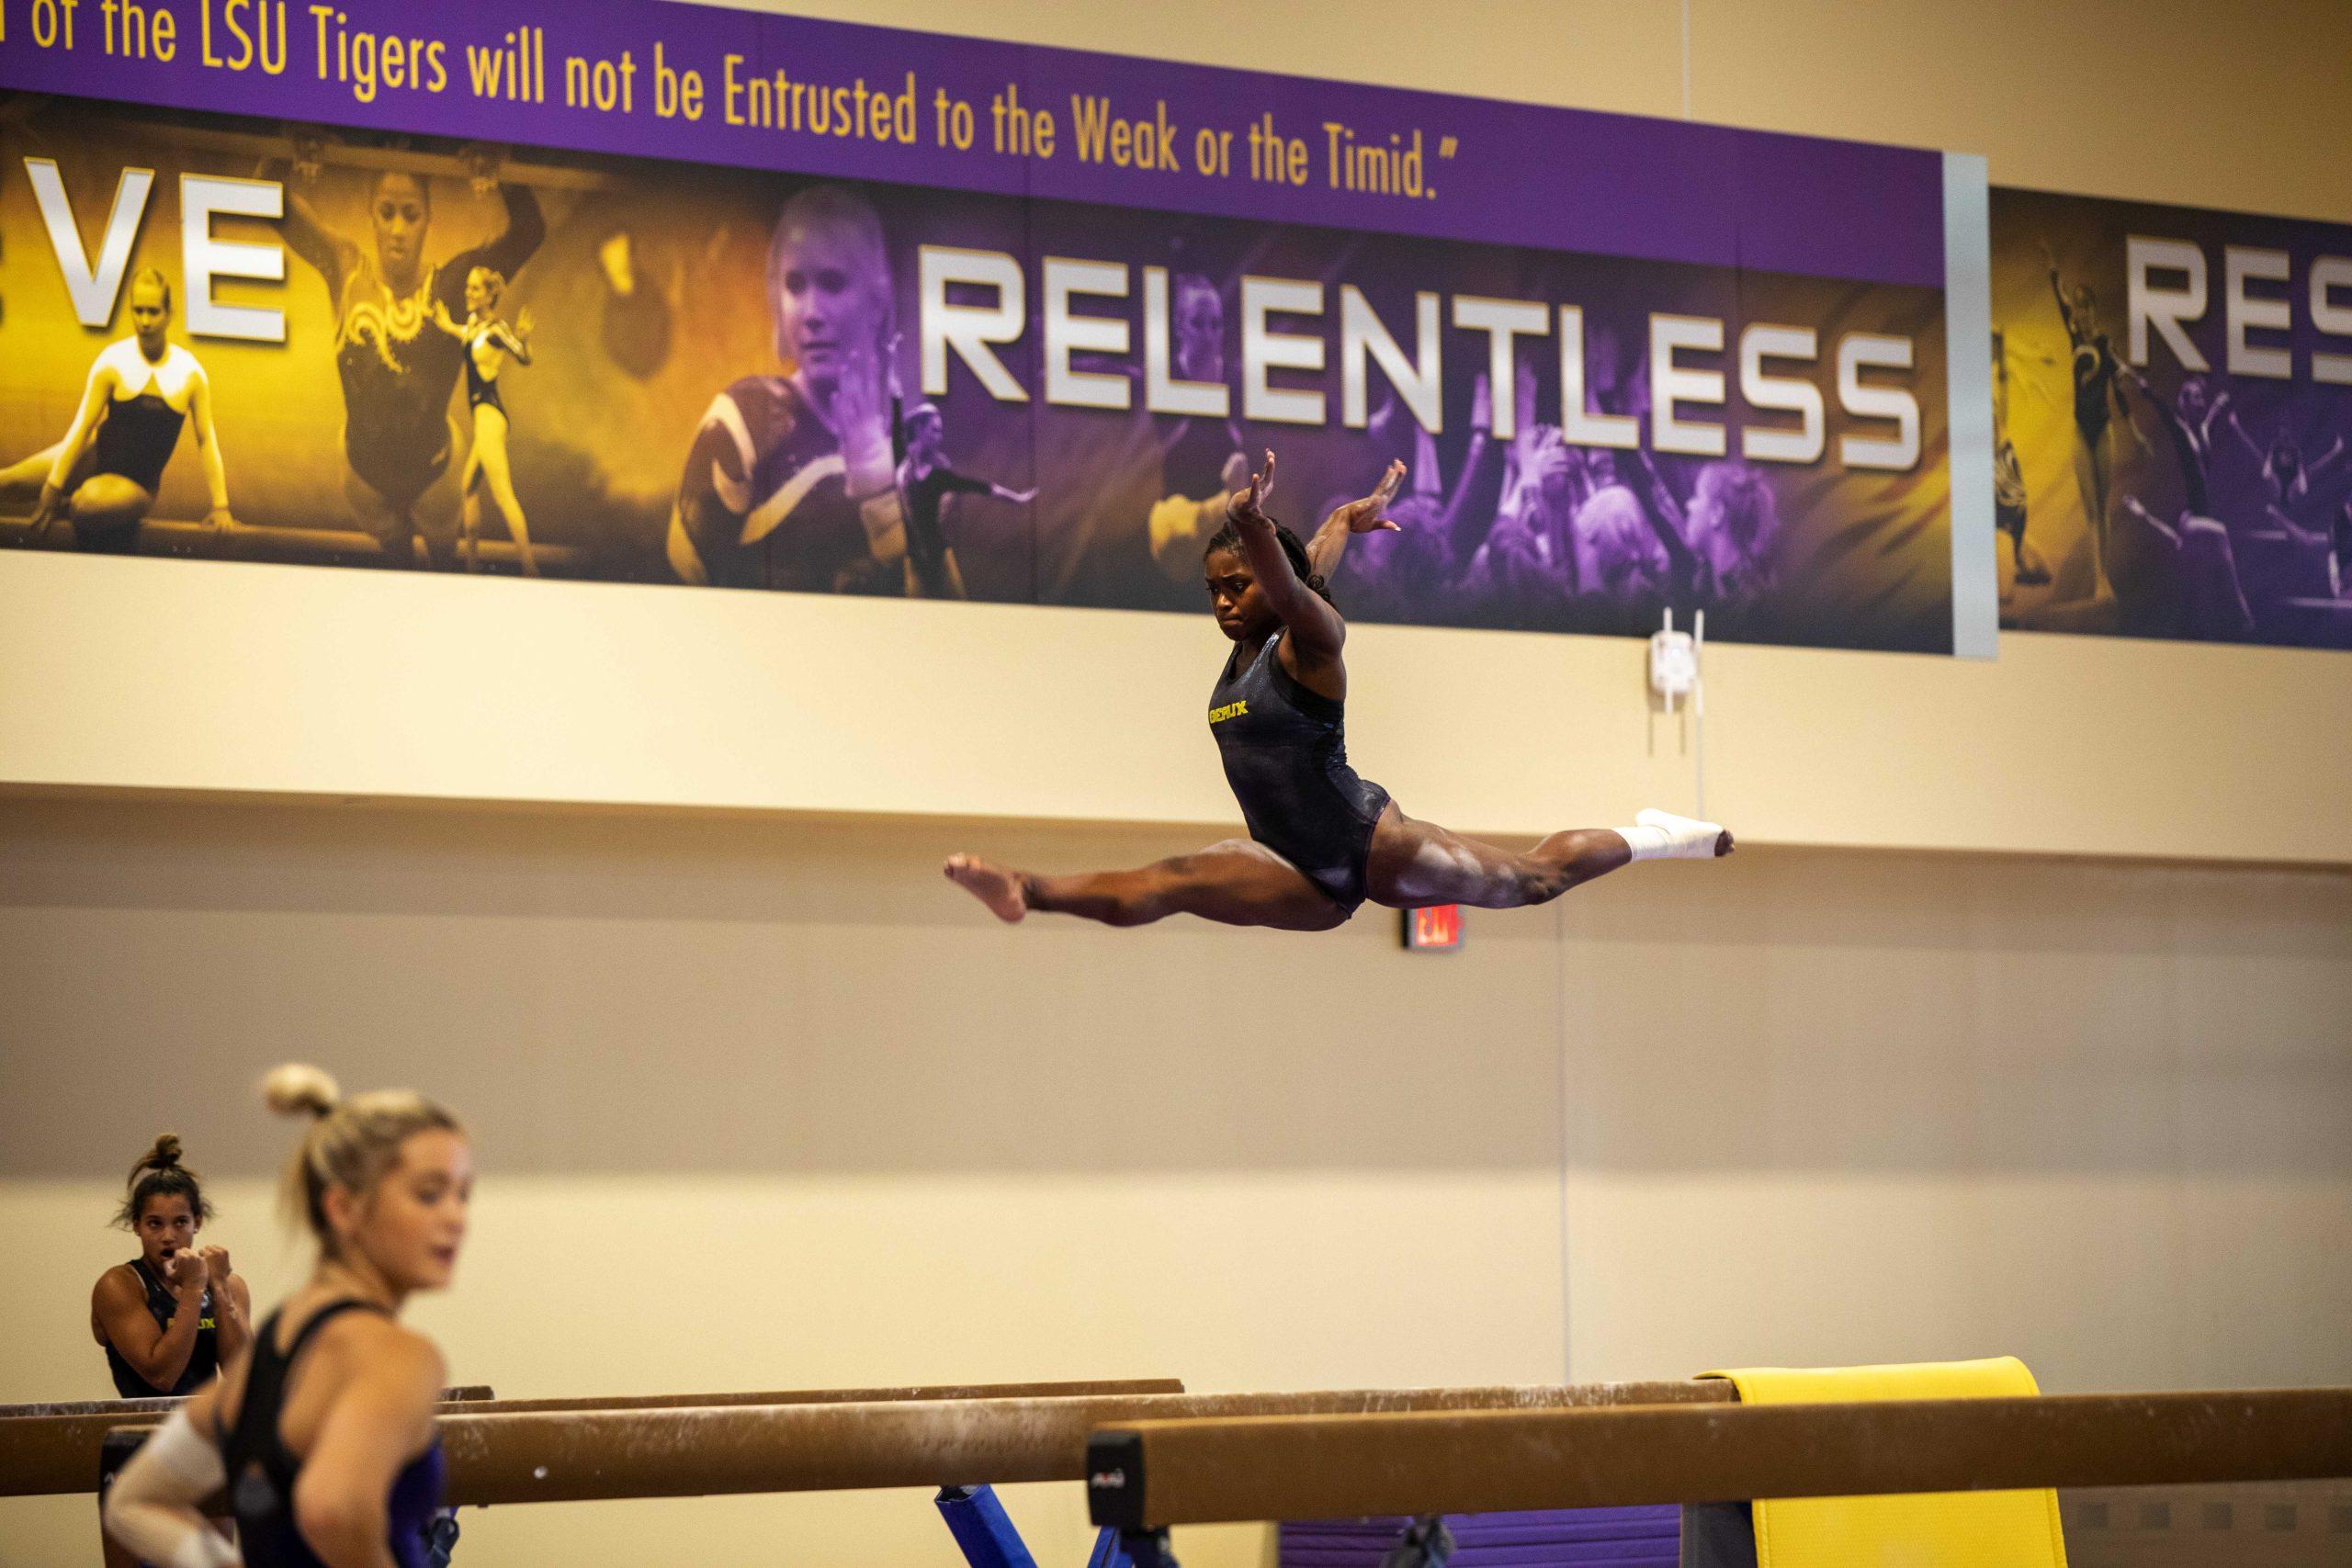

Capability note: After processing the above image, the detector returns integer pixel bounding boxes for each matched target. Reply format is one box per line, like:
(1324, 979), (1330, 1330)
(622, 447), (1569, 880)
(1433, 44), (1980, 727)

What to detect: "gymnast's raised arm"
(1305, 459), (1406, 582)
(486, 318), (532, 366)
(267, 157), (358, 309)
(1442, 376), (1510, 572)
(1633, 448), (1707, 602)
(2040, 242), (2080, 340)
(187, 362), (235, 528)
(33, 355), (119, 524)
(2266, 502), (2326, 547)
(1227, 450), (1348, 658)
(2199, 386), (2232, 446)
(440, 155), (545, 318)
(2119, 494), (2182, 550)
(2228, 409), (2267, 466)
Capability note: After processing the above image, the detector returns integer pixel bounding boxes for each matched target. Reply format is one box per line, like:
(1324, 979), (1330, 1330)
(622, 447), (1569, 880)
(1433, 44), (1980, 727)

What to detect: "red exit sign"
(1402, 904), (1464, 951)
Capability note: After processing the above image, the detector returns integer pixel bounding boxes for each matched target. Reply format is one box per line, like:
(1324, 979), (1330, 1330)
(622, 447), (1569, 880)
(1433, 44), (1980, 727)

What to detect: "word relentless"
(920, 250), (1925, 470)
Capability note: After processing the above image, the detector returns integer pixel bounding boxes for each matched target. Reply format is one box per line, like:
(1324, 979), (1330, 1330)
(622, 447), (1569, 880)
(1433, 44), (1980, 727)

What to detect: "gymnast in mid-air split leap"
(946, 451), (1732, 932)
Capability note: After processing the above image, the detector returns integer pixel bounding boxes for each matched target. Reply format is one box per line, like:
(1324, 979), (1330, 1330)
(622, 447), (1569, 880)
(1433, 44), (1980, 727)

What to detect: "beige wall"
(2, 797), (2348, 1566)
(6, 4), (2352, 1566)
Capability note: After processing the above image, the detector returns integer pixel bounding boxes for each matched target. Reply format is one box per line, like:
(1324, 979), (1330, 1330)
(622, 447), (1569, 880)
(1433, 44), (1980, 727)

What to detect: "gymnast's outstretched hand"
(833, 344), (898, 502)
(285, 126), (331, 182)
(1324, 459), (1406, 536)
(1303, 459), (1407, 584)
(1227, 448), (1277, 526)
(458, 142), (510, 196)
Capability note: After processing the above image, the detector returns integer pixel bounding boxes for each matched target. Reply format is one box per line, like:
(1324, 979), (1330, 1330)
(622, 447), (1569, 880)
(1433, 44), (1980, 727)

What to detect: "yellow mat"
(1703, 1357), (2068, 1568)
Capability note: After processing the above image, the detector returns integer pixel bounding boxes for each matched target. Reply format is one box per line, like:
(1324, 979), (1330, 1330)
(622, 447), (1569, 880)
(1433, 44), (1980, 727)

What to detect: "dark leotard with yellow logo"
(104, 1258), (216, 1398)
(1207, 630), (1390, 914)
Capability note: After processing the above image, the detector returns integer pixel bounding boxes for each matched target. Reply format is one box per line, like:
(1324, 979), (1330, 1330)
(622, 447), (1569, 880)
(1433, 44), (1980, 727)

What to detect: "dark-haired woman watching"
(947, 451), (1732, 931)
(92, 1135), (251, 1397)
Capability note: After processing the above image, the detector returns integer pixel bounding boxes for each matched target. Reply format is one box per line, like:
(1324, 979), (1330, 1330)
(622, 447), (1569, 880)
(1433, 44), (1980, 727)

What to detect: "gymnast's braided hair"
(1204, 515), (1334, 606)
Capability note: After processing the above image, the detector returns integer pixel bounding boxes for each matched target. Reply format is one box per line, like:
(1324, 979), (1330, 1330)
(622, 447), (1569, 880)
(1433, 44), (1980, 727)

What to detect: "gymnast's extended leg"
(469, 405), (539, 577)
(944, 840), (1347, 931)
(0, 441), (68, 502)
(1366, 804), (1729, 910)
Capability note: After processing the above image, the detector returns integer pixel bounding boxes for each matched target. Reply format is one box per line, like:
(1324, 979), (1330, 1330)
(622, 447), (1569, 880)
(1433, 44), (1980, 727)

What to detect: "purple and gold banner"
(1994, 186), (2352, 648)
(1, 0), (1982, 652)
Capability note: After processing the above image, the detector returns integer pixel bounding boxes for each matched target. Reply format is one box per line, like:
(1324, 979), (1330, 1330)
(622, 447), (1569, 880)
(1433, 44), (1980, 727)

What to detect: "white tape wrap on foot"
(1616, 807), (1726, 862)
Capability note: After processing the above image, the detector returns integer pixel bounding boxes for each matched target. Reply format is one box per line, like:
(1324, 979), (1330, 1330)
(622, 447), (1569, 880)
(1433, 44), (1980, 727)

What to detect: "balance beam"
(0, 1379), (1177, 1498)
(0, 515), (586, 571)
(0, 1387), (493, 1420)
(429, 1382), (1726, 1506)
(437, 1377), (1185, 1416)
(1083, 1387), (2352, 1529)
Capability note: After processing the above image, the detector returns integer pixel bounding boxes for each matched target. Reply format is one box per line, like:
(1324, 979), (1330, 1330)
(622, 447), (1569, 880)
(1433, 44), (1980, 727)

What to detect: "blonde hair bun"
(262, 1063), (342, 1120)
(268, 1073), (463, 1249)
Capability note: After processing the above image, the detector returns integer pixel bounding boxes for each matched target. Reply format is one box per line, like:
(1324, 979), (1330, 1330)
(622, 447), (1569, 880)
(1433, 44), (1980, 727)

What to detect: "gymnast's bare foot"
(944, 853), (1029, 922)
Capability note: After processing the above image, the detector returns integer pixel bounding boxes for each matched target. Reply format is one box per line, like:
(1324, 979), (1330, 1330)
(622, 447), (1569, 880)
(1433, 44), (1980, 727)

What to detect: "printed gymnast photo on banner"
(1991, 186), (2352, 648)
(0, 91), (1964, 652)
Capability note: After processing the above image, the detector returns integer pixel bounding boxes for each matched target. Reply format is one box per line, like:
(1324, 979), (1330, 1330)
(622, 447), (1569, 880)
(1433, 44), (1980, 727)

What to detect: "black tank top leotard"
(220, 1302), (447, 1568)
(2149, 404), (2213, 520)
(2072, 336), (2119, 444)
(1208, 630), (1391, 913)
(103, 1258), (217, 1398)
(463, 329), (505, 419)
(90, 392), (187, 494)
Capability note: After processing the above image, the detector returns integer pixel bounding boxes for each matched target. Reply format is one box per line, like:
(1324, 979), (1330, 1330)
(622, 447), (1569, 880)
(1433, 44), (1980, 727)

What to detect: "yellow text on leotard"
(1207, 700), (1250, 724)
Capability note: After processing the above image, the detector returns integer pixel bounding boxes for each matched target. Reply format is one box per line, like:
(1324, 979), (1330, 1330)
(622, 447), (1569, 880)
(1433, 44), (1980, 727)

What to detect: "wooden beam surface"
(1083, 1388), (2352, 1529)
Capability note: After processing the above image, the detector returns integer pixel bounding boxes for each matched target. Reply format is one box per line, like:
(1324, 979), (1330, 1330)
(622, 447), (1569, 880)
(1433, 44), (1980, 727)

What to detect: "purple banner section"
(0, 0), (1943, 284)
(1992, 185), (2352, 647)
